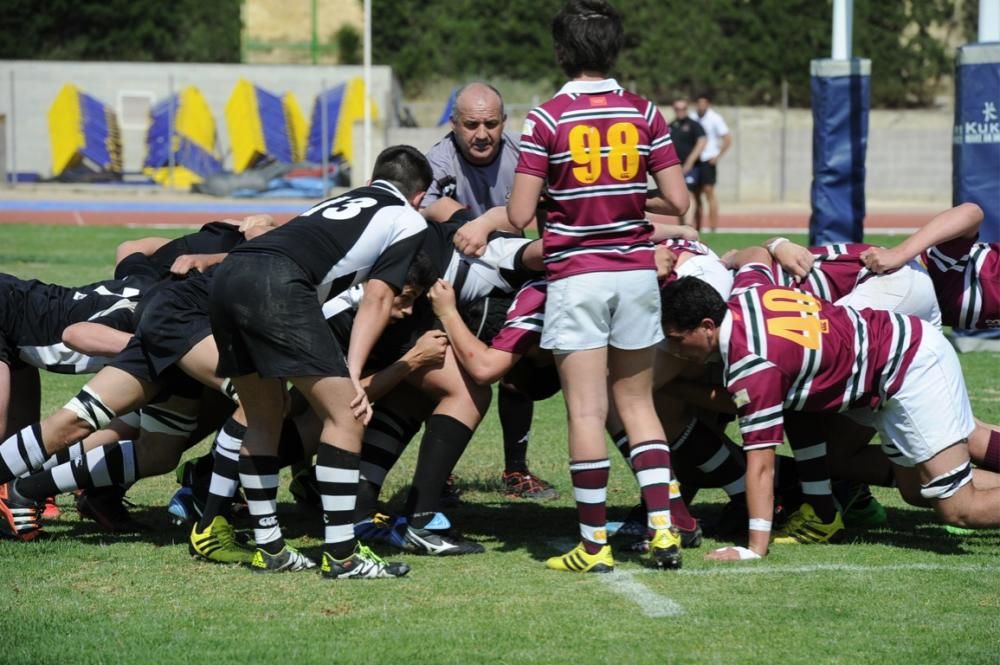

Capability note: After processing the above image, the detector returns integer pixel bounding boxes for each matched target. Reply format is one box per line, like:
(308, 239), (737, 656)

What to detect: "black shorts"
(136, 274), (213, 377)
(697, 162), (717, 187)
(210, 254), (348, 379)
(461, 294), (514, 343)
(503, 357), (560, 401)
(107, 337), (204, 398)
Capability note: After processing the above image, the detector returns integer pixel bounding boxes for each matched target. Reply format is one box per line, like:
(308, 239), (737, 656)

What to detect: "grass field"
(1, 224), (998, 665)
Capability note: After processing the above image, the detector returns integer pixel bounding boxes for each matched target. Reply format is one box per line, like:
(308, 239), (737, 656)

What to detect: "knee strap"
(64, 387), (116, 431)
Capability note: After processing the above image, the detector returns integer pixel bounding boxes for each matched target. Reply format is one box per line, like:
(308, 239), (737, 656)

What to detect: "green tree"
(0, 0), (241, 62)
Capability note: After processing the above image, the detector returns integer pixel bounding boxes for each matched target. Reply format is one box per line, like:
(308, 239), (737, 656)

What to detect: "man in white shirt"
(691, 94), (732, 233)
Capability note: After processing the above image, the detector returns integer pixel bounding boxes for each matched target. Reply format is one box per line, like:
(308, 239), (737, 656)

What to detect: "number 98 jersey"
(516, 79), (679, 282)
(722, 265), (924, 452)
(231, 180), (427, 302)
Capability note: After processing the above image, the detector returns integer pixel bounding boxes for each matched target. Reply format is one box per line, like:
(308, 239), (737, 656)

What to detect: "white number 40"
(302, 195), (378, 221)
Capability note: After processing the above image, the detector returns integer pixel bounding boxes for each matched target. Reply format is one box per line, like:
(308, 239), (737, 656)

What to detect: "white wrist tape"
(748, 518), (772, 532)
(767, 237), (789, 255)
(730, 546), (762, 560)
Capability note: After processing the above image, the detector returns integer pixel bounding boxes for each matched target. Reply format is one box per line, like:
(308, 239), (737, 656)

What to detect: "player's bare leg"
(703, 183), (719, 232)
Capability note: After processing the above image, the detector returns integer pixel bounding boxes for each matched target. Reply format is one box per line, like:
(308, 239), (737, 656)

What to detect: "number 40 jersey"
(722, 265), (924, 452)
(516, 78), (680, 281)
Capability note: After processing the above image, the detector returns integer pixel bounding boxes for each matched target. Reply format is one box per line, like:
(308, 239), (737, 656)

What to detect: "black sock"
(354, 406), (422, 521)
(406, 414), (473, 529)
(499, 387), (532, 474)
(317, 444), (361, 560)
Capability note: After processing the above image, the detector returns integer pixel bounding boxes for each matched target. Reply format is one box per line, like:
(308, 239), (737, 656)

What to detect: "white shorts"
(542, 269), (664, 352)
(836, 260), (942, 330)
(656, 253), (733, 353)
(847, 320), (974, 467)
(674, 253), (734, 300)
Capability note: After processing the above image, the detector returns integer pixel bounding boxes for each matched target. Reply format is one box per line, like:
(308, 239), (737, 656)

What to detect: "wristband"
(748, 518), (772, 532)
(766, 237), (789, 255)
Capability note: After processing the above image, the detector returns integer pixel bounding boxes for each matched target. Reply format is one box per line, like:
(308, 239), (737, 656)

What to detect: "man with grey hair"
(421, 82), (559, 501)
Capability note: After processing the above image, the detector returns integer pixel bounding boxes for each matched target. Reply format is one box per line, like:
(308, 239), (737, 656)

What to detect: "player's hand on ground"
(705, 546), (763, 562)
(350, 377), (373, 425)
(170, 254), (211, 276)
(407, 330), (449, 368)
(772, 242), (815, 282)
(859, 246), (904, 274)
(453, 217), (490, 257)
(428, 279), (458, 318)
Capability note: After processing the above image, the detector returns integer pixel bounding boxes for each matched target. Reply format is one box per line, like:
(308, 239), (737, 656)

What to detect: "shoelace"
(356, 543), (388, 566)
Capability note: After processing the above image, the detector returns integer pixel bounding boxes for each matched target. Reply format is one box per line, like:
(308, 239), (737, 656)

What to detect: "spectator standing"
(691, 94), (732, 232)
(669, 98), (707, 227)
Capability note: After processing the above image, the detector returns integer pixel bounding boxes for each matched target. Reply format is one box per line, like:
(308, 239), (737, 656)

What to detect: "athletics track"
(0, 190), (943, 233)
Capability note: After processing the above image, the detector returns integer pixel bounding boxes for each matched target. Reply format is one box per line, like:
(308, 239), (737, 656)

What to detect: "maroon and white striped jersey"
(722, 266), (923, 451)
(490, 280), (546, 355)
(922, 237), (1000, 330)
(658, 237), (715, 288)
(516, 79), (679, 282)
(733, 243), (878, 302)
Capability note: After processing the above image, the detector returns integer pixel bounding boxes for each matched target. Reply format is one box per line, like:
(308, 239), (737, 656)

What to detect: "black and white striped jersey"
(0, 274), (144, 374)
(232, 181), (427, 302)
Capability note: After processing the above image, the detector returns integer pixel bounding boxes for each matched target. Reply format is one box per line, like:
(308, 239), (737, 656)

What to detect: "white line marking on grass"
(669, 563), (1000, 577)
(547, 538), (684, 617)
(600, 571), (685, 617)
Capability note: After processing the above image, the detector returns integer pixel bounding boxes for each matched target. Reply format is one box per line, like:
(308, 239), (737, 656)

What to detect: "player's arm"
(348, 279), (397, 423)
(647, 165), (689, 216)
(360, 330), (449, 401)
(169, 253), (228, 276)
(724, 245), (773, 271)
(754, 238), (814, 283)
(713, 133), (733, 164)
(115, 237), (172, 266)
(428, 279), (520, 384)
(62, 323), (132, 357)
(507, 173), (545, 231)
(860, 203), (984, 274)
(453, 207), (525, 257)
(649, 216), (699, 242)
(0, 361), (11, 437)
(707, 362), (785, 562)
(685, 136), (707, 173)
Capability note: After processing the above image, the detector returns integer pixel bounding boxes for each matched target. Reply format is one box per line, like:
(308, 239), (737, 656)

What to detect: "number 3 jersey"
(722, 266), (923, 451)
(516, 78), (679, 281)
(230, 180), (427, 301)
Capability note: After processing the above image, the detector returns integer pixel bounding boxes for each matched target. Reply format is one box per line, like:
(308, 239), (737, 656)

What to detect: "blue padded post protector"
(808, 58), (871, 246)
(953, 43), (1000, 242)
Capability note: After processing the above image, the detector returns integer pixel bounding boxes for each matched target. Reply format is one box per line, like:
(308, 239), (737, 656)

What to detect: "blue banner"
(953, 43), (1000, 243)
(808, 59), (870, 246)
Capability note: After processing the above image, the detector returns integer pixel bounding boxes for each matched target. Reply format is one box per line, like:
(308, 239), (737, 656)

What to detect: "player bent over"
(208, 145), (429, 578)
(660, 257), (1000, 561)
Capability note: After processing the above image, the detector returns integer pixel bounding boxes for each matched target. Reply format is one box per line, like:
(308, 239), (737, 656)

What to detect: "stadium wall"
(0, 60), (394, 177)
(370, 106), (953, 206)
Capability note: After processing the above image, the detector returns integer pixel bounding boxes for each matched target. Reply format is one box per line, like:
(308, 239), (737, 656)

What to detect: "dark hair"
(660, 276), (727, 330)
(696, 93), (712, 103)
(551, 0), (623, 78)
(371, 145), (433, 198)
(405, 250), (437, 291)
